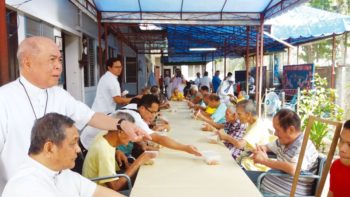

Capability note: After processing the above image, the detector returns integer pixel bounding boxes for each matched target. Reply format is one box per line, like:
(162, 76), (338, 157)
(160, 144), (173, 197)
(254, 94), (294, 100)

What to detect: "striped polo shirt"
(261, 133), (318, 196)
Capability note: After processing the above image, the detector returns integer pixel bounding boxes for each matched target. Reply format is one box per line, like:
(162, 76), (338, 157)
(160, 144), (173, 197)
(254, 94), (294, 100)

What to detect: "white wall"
(65, 34), (84, 100)
(137, 54), (148, 92)
(6, 0), (80, 36)
(6, 0), (147, 102)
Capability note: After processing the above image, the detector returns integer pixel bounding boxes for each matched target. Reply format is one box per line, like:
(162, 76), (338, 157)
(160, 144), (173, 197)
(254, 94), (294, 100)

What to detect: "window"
(83, 35), (96, 87)
(25, 17), (54, 39)
(125, 57), (137, 83)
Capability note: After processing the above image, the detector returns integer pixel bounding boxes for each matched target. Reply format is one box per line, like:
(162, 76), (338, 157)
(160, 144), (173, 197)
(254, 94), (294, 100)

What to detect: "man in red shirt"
(328, 120), (350, 197)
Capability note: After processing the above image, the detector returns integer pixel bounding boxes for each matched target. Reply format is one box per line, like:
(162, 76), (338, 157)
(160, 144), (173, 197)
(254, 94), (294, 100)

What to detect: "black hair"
(200, 85), (209, 92)
(28, 113), (75, 155)
(274, 109), (301, 131)
(227, 72), (232, 77)
(208, 94), (220, 101)
(344, 120), (350, 129)
(138, 94), (160, 108)
(150, 85), (159, 94)
(130, 97), (141, 105)
(204, 71), (208, 76)
(105, 56), (122, 69)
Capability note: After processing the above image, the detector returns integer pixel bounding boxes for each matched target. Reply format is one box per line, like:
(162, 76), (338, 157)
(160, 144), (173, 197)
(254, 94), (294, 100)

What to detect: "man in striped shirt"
(251, 109), (318, 196)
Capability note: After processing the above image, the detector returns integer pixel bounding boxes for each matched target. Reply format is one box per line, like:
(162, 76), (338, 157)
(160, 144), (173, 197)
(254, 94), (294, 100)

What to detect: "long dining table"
(130, 101), (263, 197)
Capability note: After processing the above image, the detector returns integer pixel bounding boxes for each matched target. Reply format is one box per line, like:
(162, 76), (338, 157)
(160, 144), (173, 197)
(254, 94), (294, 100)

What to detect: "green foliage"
(309, 0), (349, 14)
(310, 121), (328, 150)
(298, 73), (344, 150)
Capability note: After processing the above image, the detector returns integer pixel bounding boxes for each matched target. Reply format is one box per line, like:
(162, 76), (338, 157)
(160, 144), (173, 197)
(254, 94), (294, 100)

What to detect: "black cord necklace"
(19, 79), (48, 120)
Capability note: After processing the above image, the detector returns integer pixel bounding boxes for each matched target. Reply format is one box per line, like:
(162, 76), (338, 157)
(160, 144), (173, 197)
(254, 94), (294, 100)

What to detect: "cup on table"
(201, 150), (221, 165)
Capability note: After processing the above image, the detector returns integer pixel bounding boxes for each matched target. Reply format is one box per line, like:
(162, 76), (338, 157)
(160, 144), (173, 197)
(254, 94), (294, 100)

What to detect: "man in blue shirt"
(212, 70), (221, 93)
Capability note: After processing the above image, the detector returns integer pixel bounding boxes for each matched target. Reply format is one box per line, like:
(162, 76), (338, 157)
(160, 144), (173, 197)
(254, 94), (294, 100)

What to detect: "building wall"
(5, 0), (147, 105)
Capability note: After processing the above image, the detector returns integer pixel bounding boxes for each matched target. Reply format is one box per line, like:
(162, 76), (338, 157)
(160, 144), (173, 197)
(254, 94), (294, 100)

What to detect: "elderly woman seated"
(201, 106), (247, 160)
(214, 100), (274, 171)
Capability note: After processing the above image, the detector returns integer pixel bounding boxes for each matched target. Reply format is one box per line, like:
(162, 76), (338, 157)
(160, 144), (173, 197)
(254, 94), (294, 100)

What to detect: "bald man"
(0, 36), (149, 194)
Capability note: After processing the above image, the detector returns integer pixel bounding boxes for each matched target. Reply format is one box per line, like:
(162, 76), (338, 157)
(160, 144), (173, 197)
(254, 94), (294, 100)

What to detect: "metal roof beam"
(109, 25), (138, 53)
(101, 19), (260, 26)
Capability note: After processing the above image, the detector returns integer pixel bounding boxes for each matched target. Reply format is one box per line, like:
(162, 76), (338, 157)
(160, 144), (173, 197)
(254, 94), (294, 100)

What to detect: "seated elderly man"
(250, 109), (318, 196)
(83, 112), (157, 195)
(2, 113), (123, 197)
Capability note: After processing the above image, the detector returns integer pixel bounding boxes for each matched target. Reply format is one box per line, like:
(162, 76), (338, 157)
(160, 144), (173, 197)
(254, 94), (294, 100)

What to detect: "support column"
(255, 26), (260, 110)
(104, 23), (109, 61)
(0, 1), (9, 85)
(211, 52), (214, 77)
(297, 45), (299, 64)
(118, 29), (125, 88)
(344, 33), (347, 66)
(97, 12), (103, 77)
(257, 14), (265, 118)
(245, 26), (250, 93)
(331, 33), (336, 89)
(224, 40), (227, 77)
(287, 47), (291, 65)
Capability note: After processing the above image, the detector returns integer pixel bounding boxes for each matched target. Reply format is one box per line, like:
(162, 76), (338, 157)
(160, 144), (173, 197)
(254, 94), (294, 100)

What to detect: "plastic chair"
(74, 151), (133, 191)
(256, 156), (326, 197)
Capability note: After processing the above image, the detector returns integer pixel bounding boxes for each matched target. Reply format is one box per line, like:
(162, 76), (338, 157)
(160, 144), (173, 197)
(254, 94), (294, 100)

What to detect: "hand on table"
(201, 123), (214, 132)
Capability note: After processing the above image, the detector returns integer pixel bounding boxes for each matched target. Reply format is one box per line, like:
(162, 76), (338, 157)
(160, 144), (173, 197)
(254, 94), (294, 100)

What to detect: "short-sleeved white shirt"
(92, 71), (121, 114)
(117, 104), (154, 135)
(81, 104), (154, 150)
(0, 76), (95, 193)
(199, 76), (211, 88)
(2, 157), (97, 197)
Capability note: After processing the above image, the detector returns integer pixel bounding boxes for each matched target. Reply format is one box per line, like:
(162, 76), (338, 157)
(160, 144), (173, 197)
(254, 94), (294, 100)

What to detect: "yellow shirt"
(171, 92), (184, 101)
(240, 119), (276, 171)
(205, 106), (217, 115)
(82, 132), (119, 185)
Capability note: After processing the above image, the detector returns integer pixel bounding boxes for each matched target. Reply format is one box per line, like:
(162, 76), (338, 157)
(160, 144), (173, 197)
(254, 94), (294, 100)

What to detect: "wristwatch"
(116, 119), (125, 130)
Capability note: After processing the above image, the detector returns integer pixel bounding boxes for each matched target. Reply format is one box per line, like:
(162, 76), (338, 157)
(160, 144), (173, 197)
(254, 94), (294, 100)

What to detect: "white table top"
(130, 101), (262, 197)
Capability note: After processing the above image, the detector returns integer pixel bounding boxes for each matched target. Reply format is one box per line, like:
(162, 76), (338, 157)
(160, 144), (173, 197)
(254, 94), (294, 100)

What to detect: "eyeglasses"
(145, 107), (158, 115)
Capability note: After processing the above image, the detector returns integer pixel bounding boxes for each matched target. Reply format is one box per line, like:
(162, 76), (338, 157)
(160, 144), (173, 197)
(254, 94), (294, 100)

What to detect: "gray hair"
(28, 113), (75, 155)
(113, 112), (135, 123)
(226, 105), (236, 113)
(236, 99), (256, 116)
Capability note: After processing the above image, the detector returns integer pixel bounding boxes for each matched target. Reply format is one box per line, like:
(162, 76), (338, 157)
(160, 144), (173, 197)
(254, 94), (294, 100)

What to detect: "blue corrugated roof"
(162, 25), (285, 63)
(85, 0), (315, 63)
